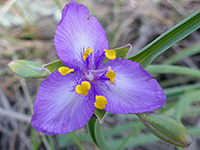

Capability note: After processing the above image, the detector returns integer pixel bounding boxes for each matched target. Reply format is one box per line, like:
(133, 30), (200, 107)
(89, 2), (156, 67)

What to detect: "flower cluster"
(31, 1), (166, 136)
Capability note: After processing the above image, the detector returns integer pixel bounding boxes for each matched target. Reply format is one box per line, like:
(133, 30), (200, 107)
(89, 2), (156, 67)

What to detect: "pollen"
(83, 48), (93, 61)
(104, 49), (116, 60)
(106, 70), (116, 84)
(95, 96), (108, 110)
(75, 81), (91, 96)
(58, 67), (74, 75)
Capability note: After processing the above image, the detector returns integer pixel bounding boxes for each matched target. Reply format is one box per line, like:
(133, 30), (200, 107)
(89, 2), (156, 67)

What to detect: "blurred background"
(0, 0), (200, 149)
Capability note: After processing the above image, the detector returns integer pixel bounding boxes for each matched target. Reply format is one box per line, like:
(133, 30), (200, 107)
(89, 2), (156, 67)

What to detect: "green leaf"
(116, 123), (144, 150)
(184, 105), (200, 118)
(95, 119), (113, 150)
(9, 60), (49, 78)
(147, 65), (200, 78)
(175, 90), (200, 122)
(128, 9), (200, 68)
(68, 133), (85, 150)
(94, 109), (106, 123)
(160, 76), (193, 87)
(164, 83), (200, 98)
(163, 43), (200, 65)
(57, 133), (91, 148)
(43, 60), (65, 73)
(87, 117), (114, 150)
(87, 117), (99, 146)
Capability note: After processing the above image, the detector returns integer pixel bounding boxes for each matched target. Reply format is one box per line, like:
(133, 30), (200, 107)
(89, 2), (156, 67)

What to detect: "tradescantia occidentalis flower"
(31, 1), (166, 135)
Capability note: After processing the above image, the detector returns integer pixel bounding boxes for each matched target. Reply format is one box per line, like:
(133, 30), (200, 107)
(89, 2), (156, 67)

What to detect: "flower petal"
(54, 1), (108, 69)
(96, 58), (166, 114)
(31, 71), (95, 135)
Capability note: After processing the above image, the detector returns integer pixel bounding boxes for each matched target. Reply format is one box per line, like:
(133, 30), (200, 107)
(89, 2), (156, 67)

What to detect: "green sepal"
(104, 44), (132, 63)
(94, 109), (106, 124)
(137, 113), (192, 147)
(43, 59), (65, 73)
(115, 44), (132, 59)
(9, 60), (49, 78)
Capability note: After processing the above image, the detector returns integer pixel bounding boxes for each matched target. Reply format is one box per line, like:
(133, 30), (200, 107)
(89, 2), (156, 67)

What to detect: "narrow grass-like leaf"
(95, 119), (114, 150)
(128, 9), (200, 68)
(104, 121), (141, 137)
(9, 60), (49, 78)
(147, 65), (200, 78)
(117, 123), (144, 150)
(57, 134), (91, 148)
(47, 136), (55, 150)
(175, 90), (200, 121)
(164, 83), (200, 98)
(163, 43), (200, 65)
(160, 77), (193, 87)
(185, 106), (200, 118)
(69, 133), (85, 150)
(87, 117), (98, 146)
(31, 126), (42, 150)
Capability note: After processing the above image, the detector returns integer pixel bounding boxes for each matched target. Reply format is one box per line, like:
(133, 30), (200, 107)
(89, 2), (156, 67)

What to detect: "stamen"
(58, 67), (74, 75)
(95, 95), (108, 110)
(104, 49), (116, 60)
(83, 48), (93, 61)
(106, 70), (116, 84)
(75, 81), (91, 96)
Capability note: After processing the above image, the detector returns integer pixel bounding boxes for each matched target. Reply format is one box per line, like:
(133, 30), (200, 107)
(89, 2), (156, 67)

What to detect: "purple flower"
(31, 1), (166, 136)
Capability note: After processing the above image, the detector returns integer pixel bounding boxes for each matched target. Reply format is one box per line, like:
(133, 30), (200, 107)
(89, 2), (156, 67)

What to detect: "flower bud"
(137, 113), (192, 147)
(9, 60), (49, 78)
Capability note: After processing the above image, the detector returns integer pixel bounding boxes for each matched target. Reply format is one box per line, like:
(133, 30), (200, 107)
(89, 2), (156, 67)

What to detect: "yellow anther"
(75, 81), (91, 96)
(106, 70), (116, 84)
(58, 67), (74, 75)
(104, 49), (116, 60)
(83, 48), (93, 61)
(86, 48), (93, 53)
(95, 96), (108, 110)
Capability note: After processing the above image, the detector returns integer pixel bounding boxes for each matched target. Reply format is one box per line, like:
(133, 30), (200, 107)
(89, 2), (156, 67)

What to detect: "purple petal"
(31, 71), (95, 135)
(96, 58), (166, 114)
(54, 1), (108, 69)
